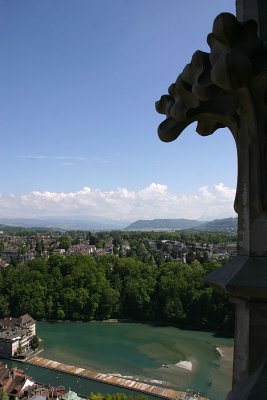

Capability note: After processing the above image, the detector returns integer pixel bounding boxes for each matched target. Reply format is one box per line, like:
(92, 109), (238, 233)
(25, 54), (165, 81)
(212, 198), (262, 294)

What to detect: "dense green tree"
(96, 285), (120, 320)
(56, 307), (65, 320)
(0, 241), (234, 333)
(0, 391), (9, 400)
(30, 335), (39, 350)
(35, 240), (43, 256)
(0, 295), (9, 317)
(59, 235), (71, 250)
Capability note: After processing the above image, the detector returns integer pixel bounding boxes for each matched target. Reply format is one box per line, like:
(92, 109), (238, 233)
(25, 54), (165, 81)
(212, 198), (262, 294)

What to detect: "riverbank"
(215, 347), (233, 361)
(39, 318), (234, 338)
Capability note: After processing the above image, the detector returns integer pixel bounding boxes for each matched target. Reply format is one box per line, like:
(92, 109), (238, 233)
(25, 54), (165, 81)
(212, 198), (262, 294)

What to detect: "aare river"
(2, 322), (233, 400)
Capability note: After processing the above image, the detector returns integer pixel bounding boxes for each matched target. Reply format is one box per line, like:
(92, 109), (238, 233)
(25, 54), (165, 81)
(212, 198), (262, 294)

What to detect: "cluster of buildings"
(0, 362), (82, 400)
(148, 239), (237, 263)
(0, 315), (36, 359)
(0, 233), (116, 268)
(0, 363), (36, 400)
(0, 315), (82, 400)
(0, 230), (237, 268)
(65, 242), (114, 257)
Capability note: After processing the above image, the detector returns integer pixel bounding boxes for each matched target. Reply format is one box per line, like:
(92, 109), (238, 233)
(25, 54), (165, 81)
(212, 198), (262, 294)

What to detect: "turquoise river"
(1, 322), (233, 400)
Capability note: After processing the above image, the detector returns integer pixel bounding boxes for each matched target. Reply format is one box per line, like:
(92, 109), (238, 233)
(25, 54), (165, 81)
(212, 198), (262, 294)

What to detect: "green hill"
(125, 218), (204, 231)
(198, 217), (237, 230)
(125, 217), (237, 231)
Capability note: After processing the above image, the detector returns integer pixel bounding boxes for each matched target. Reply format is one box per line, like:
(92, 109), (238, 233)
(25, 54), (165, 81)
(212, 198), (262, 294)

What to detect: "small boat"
(161, 364), (169, 368)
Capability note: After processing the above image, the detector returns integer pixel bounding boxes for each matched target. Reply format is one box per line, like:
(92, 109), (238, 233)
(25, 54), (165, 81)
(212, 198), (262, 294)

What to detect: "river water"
(1, 321), (233, 400)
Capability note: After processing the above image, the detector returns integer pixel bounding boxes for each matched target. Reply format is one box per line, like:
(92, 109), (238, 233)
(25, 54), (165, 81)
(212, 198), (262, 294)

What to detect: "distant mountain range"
(125, 217), (237, 231)
(0, 216), (237, 231)
(0, 216), (129, 231)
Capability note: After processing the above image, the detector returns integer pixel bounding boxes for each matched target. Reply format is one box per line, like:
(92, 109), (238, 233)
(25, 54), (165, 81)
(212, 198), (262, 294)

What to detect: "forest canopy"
(0, 253), (234, 333)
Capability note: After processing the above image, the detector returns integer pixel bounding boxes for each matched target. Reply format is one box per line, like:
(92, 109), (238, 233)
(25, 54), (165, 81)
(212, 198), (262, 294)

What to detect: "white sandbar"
(174, 360), (193, 371)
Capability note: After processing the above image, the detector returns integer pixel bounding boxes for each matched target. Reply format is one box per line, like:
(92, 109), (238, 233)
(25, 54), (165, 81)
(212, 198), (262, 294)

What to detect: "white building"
(0, 314), (36, 358)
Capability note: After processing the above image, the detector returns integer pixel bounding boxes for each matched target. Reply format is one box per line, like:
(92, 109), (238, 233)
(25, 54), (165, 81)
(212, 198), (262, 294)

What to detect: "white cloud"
(214, 182), (236, 200)
(18, 154), (117, 164)
(0, 183), (236, 221)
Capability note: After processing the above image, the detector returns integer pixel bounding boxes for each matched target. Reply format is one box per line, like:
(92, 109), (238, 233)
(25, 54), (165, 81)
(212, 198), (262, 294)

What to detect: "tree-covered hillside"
(0, 254), (234, 333)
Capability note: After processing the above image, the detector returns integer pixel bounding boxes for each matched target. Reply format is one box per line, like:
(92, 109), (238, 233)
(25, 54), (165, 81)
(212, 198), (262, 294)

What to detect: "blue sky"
(0, 0), (237, 221)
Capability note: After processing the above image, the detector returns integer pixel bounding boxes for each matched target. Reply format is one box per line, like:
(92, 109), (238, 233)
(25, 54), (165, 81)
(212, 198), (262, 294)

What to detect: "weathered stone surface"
(156, 12), (267, 257)
(226, 359), (267, 399)
(229, 298), (267, 386)
(156, 13), (264, 143)
(205, 256), (267, 299)
(236, 0), (267, 44)
(156, 8), (267, 392)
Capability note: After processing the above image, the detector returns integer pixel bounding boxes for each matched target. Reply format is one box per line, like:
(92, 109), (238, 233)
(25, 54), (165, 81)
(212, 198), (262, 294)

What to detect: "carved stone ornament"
(156, 12), (264, 141)
(156, 13), (267, 258)
(156, 11), (267, 389)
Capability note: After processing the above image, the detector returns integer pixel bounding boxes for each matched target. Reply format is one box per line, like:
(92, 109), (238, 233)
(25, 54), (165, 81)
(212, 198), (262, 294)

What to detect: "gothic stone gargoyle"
(156, 10), (267, 389)
(156, 12), (267, 260)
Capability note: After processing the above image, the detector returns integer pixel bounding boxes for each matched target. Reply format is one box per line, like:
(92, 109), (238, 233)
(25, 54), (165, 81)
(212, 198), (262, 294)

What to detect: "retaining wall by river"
(26, 356), (207, 400)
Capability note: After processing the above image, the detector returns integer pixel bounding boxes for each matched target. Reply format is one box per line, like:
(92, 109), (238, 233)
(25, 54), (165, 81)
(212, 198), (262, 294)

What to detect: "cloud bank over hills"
(0, 183), (236, 221)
